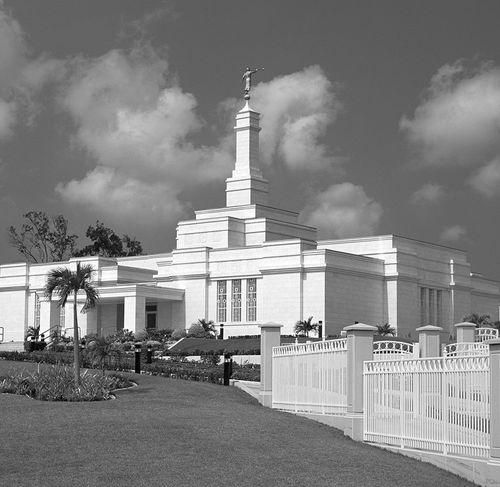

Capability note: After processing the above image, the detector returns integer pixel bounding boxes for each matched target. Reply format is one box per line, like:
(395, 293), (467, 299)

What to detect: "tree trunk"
(73, 289), (80, 385)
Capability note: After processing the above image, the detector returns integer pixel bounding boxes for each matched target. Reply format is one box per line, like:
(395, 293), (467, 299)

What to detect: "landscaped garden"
(0, 360), (475, 487)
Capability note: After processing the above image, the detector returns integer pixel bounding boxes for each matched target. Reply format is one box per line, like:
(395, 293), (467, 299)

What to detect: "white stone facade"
(0, 100), (498, 344)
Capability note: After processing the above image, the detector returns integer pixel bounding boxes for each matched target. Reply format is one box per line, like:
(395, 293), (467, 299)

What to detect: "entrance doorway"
(146, 304), (157, 329)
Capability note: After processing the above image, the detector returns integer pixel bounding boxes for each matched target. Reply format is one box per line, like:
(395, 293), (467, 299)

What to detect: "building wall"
(0, 289), (28, 341)
(100, 304), (117, 337)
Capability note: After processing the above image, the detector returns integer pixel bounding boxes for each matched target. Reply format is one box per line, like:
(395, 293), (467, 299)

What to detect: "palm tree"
(294, 316), (318, 337)
(376, 323), (396, 336)
(462, 313), (492, 327)
(197, 318), (216, 337)
(45, 262), (99, 383)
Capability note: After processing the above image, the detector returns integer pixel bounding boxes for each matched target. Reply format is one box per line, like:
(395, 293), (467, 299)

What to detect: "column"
(344, 323), (377, 440)
(124, 296), (146, 335)
(416, 325), (443, 358)
(455, 322), (476, 343)
(258, 322), (282, 407)
(489, 340), (500, 460)
(39, 297), (60, 333)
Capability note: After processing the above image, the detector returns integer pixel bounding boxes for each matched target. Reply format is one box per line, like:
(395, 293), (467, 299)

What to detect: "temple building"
(0, 97), (498, 346)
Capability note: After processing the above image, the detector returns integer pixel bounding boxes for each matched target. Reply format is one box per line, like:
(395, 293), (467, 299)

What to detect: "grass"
(0, 360), (474, 487)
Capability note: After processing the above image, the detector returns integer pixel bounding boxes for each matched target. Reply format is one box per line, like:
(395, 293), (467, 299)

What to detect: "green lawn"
(0, 361), (474, 487)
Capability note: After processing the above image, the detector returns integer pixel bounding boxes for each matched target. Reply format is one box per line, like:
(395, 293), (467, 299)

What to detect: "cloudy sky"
(1, 0), (500, 279)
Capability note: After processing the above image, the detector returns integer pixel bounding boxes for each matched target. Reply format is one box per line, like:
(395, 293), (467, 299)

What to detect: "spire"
(225, 101), (269, 207)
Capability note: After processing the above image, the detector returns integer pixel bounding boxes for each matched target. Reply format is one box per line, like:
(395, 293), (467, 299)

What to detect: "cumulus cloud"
(468, 157), (500, 198)
(56, 44), (234, 222)
(410, 182), (445, 205)
(222, 65), (345, 172)
(440, 224), (467, 243)
(299, 183), (383, 238)
(401, 60), (500, 167)
(0, 3), (65, 139)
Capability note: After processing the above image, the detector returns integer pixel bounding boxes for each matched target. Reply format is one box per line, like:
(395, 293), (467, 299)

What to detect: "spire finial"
(242, 67), (264, 100)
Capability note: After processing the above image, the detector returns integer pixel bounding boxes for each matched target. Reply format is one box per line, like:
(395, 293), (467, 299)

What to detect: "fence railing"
(364, 356), (490, 459)
(272, 338), (347, 415)
(373, 340), (416, 360)
(475, 327), (499, 342)
(443, 342), (488, 357)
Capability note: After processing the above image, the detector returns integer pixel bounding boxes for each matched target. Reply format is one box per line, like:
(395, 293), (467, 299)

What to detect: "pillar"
(344, 323), (377, 440)
(455, 321), (476, 343)
(39, 297), (60, 333)
(124, 296), (146, 335)
(258, 322), (282, 407)
(489, 340), (500, 460)
(416, 325), (443, 358)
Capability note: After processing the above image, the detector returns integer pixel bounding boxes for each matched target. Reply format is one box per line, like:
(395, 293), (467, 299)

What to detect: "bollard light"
(134, 342), (142, 374)
(218, 323), (224, 340)
(146, 344), (153, 364)
(223, 352), (232, 386)
(318, 321), (323, 341)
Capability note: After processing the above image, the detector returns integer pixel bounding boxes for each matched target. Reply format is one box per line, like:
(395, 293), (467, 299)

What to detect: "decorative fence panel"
(443, 342), (488, 357)
(373, 341), (416, 360)
(476, 327), (499, 342)
(272, 339), (347, 415)
(364, 356), (490, 459)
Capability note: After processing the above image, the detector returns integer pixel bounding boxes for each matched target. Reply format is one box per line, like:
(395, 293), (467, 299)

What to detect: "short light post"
(146, 344), (153, 364)
(223, 352), (232, 386)
(318, 321), (323, 341)
(134, 342), (142, 374)
(219, 324), (224, 340)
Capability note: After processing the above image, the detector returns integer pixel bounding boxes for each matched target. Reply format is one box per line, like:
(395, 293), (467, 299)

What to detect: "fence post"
(455, 322), (476, 343)
(258, 322), (282, 407)
(344, 323), (377, 440)
(489, 339), (500, 460)
(416, 325), (443, 358)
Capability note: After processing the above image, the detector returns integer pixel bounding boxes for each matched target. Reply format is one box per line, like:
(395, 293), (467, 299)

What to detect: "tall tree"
(376, 323), (396, 336)
(45, 262), (99, 384)
(8, 211), (77, 263)
(294, 316), (319, 337)
(75, 221), (143, 257)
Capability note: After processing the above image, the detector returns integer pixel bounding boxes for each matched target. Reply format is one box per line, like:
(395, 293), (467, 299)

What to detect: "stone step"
(0, 341), (25, 352)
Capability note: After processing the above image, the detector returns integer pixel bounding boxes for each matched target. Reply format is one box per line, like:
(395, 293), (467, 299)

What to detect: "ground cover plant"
(0, 364), (132, 401)
(0, 360), (474, 487)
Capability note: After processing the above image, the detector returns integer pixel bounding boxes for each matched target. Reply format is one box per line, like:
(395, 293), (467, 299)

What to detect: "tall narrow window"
(247, 278), (257, 322)
(34, 293), (41, 329)
(436, 290), (442, 326)
(217, 281), (227, 322)
(429, 289), (435, 325)
(231, 280), (242, 322)
(420, 287), (427, 325)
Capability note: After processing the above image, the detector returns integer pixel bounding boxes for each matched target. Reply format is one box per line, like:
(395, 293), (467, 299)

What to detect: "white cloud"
(440, 225), (467, 243)
(410, 182), (445, 205)
(401, 60), (500, 167)
(56, 45), (234, 223)
(300, 182), (383, 238)
(468, 157), (500, 197)
(0, 3), (65, 139)
(223, 65), (345, 171)
(55, 166), (185, 223)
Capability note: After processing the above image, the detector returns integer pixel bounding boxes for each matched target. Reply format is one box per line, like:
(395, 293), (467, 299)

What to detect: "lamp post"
(223, 352), (232, 386)
(134, 342), (141, 374)
(219, 323), (224, 340)
(318, 321), (323, 340)
(146, 344), (153, 364)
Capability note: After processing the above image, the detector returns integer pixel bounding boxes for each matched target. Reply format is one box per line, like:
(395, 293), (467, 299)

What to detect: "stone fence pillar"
(455, 322), (476, 343)
(490, 339), (500, 460)
(344, 323), (377, 440)
(416, 325), (443, 358)
(258, 322), (282, 407)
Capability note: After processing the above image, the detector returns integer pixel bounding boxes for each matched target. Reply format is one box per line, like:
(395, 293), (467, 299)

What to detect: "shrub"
(0, 365), (132, 401)
(200, 352), (221, 366)
(171, 329), (187, 341)
(187, 323), (214, 339)
(145, 329), (173, 342)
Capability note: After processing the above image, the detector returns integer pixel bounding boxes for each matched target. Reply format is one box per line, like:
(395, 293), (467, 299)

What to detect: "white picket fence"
(476, 327), (499, 342)
(443, 342), (489, 357)
(272, 339), (347, 415)
(364, 356), (490, 459)
(373, 340), (417, 360)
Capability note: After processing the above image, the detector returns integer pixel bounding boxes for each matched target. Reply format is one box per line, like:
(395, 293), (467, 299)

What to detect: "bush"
(171, 329), (187, 341)
(0, 365), (132, 401)
(200, 352), (221, 366)
(187, 323), (215, 339)
(23, 340), (47, 352)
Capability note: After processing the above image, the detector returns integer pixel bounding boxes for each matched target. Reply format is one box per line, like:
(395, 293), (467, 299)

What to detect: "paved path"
(0, 361), (475, 487)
